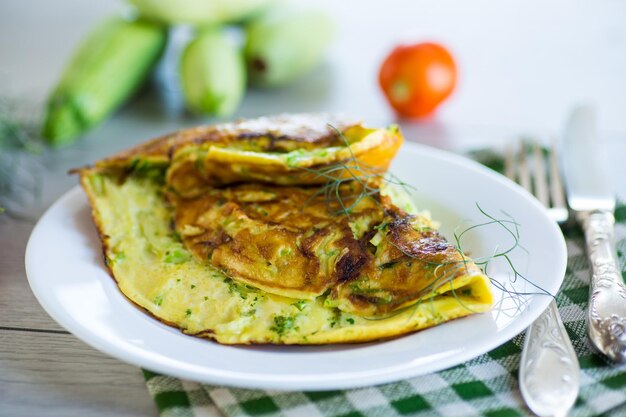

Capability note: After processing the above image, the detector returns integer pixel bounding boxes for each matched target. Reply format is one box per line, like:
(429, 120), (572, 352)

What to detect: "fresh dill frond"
(290, 128), (552, 321)
(289, 124), (414, 219)
(0, 94), (44, 153)
(0, 95), (45, 219)
(357, 204), (552, 323)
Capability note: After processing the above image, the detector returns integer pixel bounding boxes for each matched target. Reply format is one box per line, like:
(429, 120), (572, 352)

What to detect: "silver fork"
(505, 141), (580, 417)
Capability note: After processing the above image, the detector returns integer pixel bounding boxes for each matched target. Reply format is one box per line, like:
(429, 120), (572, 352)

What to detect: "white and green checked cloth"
(142, 152), (626, 417)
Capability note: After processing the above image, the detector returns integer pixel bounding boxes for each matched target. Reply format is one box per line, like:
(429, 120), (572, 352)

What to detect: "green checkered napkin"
(142, 151), (626, 417)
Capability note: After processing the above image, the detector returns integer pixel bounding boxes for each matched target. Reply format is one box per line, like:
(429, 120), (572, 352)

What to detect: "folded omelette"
(77, 114), (492, 344)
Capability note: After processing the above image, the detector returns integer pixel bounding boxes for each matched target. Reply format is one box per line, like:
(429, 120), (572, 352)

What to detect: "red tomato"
(379, 42), (457, 118)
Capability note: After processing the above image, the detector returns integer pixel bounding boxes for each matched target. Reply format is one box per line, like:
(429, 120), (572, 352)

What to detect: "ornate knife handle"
(581, 210), (626, 362)
(519, 300), (579, 417)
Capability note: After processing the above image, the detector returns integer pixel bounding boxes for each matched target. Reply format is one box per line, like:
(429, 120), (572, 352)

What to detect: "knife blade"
(562, 106), (614, 212)
(562, 105), (626, 363)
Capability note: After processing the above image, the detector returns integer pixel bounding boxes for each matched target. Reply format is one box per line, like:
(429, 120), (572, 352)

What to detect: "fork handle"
(519, 300), (579, 417)
(581, 210), (626, 362)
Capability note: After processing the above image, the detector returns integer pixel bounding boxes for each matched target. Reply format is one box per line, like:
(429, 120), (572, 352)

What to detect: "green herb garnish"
(270, 315), (296, 336)
(292, 300), (307, 311)
(223, 278), (257, 300)
(154, 295), (164, 306)
(164, 248), (191, 264)
(0, 95), (45, 219)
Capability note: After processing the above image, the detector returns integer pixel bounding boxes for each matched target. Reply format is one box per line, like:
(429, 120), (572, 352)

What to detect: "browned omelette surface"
(76, 114), (492, 343)
(170, 182), (485, 316)
(94, 113), (360, 169)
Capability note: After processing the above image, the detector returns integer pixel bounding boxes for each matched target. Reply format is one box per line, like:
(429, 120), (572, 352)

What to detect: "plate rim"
(25, 141), (567, 391)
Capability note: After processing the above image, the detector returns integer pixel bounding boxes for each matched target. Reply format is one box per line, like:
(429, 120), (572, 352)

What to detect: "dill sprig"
(290, 124), (552, 321)
(0, 95), (45, 219)
(291, 125), (414, 219)
(359, 205), (552, 322)
(0, 96), (43, 153)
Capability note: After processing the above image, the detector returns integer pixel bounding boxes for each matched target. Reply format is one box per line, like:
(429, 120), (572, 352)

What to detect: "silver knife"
(562, 105), (626, 363)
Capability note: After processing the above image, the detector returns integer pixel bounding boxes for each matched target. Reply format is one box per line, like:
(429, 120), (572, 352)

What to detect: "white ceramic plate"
(25, 142), (566, 391)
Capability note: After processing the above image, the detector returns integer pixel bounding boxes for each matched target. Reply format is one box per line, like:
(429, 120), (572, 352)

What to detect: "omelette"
(77, 114), (492, 344)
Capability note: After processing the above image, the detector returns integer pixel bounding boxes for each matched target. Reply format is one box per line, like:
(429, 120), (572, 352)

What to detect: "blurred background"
(1, 0), (626, 216)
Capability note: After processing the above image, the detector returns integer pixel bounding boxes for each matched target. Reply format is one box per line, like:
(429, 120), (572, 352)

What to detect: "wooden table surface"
(2, 1), (626, 416)
(0, 220), (157, 417)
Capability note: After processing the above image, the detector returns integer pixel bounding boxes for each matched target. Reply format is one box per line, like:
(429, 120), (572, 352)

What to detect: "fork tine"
(504, 143), (516, 181)
(517, 141), (532, 193)
(531, 141), (550, 207)
(549, 140), (566, 209)
(505, 139), (568, 224)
